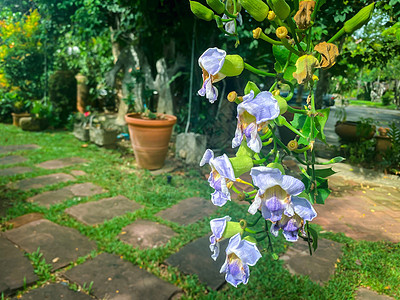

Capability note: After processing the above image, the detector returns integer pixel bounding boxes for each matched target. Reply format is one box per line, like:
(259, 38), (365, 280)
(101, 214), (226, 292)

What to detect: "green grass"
(349, 100), (397, 110)
(1, 123), (399, 299)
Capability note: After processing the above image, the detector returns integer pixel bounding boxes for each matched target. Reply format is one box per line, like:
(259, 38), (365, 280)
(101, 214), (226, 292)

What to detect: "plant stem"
(244, 63), (276, 77)
(327, 28), (345, 43)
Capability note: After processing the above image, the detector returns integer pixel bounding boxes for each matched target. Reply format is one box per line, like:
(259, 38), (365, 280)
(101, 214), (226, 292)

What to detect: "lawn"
(348, 99), (398, 110)
(0, 124), (399, 299)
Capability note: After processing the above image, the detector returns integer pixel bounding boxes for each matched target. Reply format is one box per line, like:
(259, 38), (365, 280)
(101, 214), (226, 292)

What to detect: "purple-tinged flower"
(220, 233), (262, 287)
(223, 13), (243, 34)
(248, 167), (305, 222)
(270, 196), (317, 242)
(209, 216), (231, 260)
(200, 149), (236, 207)
(198, 48), (227, 103)
(232, 90), (280, 153)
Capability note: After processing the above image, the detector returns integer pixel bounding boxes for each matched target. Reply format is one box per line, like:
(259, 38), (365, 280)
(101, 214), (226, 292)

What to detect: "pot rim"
(125, 113), (177, 127)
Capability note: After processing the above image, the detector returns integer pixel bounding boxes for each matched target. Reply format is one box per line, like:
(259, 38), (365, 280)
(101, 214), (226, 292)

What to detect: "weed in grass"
(26, 247), (53, 283)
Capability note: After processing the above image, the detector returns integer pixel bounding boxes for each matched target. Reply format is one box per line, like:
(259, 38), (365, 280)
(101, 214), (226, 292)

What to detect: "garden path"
(0, 143), (397, 299)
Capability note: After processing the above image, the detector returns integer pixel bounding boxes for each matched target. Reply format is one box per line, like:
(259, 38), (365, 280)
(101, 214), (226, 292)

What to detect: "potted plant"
(375, 126), (391, 161)
(20, 100), (51, 131)
(89, 114), (119, 147)
(8, 92), (30, 127)
(125, 109), (177, 170)
(334, 103), (375, 141)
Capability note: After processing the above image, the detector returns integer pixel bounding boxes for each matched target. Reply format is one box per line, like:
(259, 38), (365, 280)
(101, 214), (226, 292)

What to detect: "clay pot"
(11, 113), (30, 127)
(335, 121), (375, 142)
(375, 135), (392, 161)
(125, 113), (177, 170)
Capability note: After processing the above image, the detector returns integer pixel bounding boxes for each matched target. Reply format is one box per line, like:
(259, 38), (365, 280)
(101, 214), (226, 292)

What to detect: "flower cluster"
(191, 0), (374, 288)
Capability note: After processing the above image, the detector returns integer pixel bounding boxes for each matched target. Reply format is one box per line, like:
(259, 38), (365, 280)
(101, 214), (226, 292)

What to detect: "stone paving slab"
(65, 195), (143, 226)
(0, 155), (27, 165)
(0, 166), (33, 177)
(166, 235), (228, 290)
(315, 174), (400, 243)
(280, 238), (342, 284)
(27, 183), (106, 207)
(4, 219), (96, 270)
(6, 213), (44, 229)
(0, 144), (39, 154)
(9, 173), (75, 191)
(36, 157), (88, 170)
(0, 234), (38, 296)
(70, 170), (87, 177)
(356, 287), (395, 300)
(64, 253), (180, 300)
(119, 219), (176, 249)
(156, 197), (217, 226)
(14, 283), (92, 300)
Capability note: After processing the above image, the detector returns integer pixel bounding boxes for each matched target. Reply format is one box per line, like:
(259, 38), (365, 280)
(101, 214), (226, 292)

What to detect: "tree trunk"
(155, 58), (174, 115)
(315, 69), (330, 109)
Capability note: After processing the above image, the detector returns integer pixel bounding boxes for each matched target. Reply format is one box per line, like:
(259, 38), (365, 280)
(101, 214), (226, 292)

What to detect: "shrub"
(48, 70), (77, 126)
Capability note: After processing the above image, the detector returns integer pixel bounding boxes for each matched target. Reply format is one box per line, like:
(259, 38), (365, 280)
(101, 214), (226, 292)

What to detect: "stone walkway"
(0, 143), (398, 299)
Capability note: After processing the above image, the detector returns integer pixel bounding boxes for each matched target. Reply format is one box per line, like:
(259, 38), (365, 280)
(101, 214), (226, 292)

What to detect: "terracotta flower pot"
(11, 113), (30, 127)
(125, 113), (177, 170)
(335, 121), (375, 142)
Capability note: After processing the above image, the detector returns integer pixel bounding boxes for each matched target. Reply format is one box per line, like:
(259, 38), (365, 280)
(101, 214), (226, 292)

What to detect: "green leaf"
(309, 167), (336, 178)
(321, 156), (345, 164)
(313, 176), (331, 204)
(272, 45), (298, 81)
(315, 108), (330, 142)
(316, 187), (331, 204)
(244, 81), (261, 96)
(291, 113), (307, 130)
(307, 226), (319, 252)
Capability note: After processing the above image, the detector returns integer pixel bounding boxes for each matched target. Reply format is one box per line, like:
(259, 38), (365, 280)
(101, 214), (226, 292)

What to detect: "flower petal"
(213, 154), (236, 181)
(281, 175), (305, 195)
(211, 190), (230, 207)
(210, 216), (231, 239)
(200, 149), (214, 166)
(233, 240), (262, 266)
(232, 126), (243, 149)
(198, 47), (226, 75)
(250, 167), (283, 192)
(248, 193), (262, 215)
(239, 91), (280, 124)
(283, 229), (299, 242)
(292, 196), (317, 221)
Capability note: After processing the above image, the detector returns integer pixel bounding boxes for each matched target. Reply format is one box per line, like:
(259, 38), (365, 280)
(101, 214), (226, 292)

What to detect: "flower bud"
(344, 3), (374, 34)
(276, 26), (288, 39)
(267, 162), (285, 174)
(271, 0), (290, 20)
(253, 27), (262, 39)
(227, 91), (238, 102)
(268, 10), (276, 21)
(287, 139), (298, 151)
(272, 90), (280, 96)
(236, 140), (255, 157)
(239, 0), (269, 22)
(223, 221), (245, 238)
(190, 1), (215, 21)
(220, 55), (245, 77)
(229, 155), (254, 177)
(274, 95), (288, 114)
(206, 0), (225, 14)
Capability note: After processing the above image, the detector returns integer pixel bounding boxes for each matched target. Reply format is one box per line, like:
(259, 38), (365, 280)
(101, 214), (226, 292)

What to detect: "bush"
(48, 70), (77, 126)
(382, 90), (394, 106)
